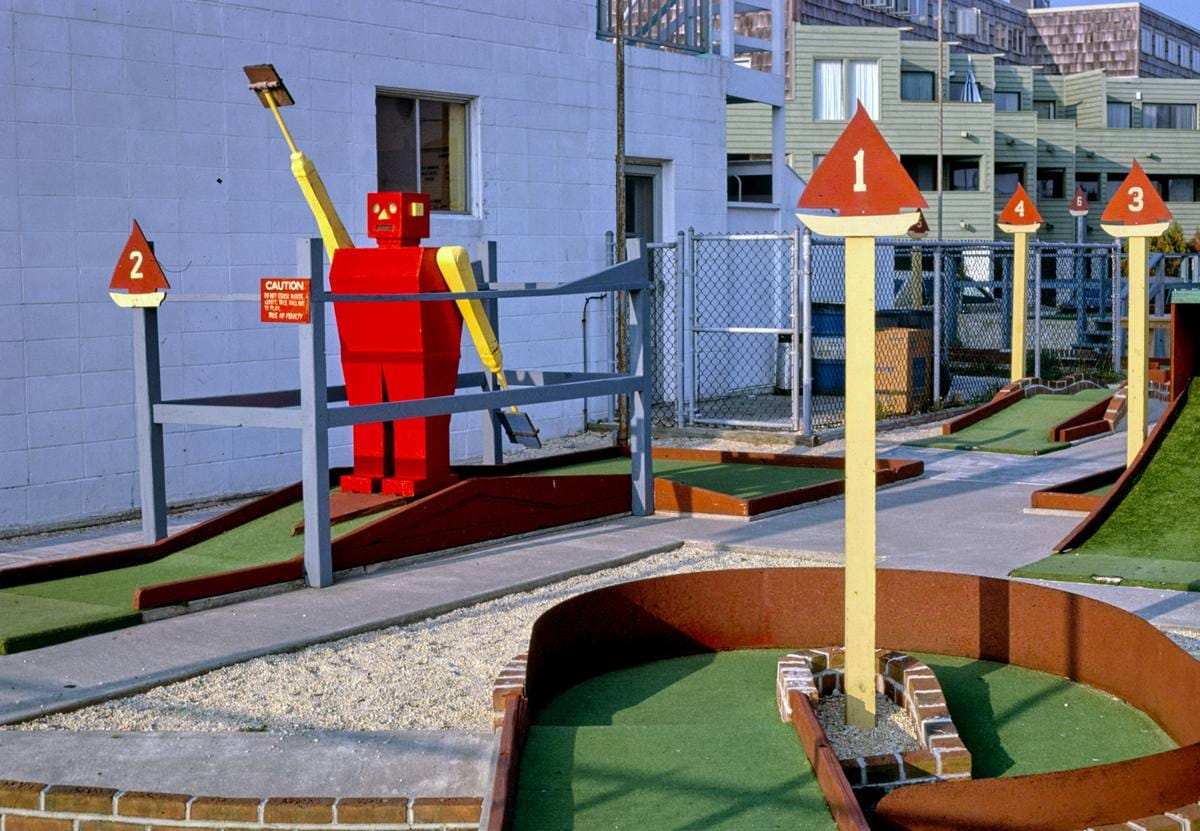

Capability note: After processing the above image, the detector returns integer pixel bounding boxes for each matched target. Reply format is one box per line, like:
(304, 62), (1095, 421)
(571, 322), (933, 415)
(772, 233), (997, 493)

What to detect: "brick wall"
(0, 783), (481, 831)
(0, 0), (731, 534)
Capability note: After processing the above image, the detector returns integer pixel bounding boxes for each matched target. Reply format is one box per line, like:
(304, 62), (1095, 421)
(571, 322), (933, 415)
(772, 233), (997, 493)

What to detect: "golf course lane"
(528, 457), (843, 499)
(1011, 379), (1200, 590)
(512, 651), (838, 830)
(913, 653), (1175, 778)
(906, 388), (1112, 455)
(0, 500), (381, 654)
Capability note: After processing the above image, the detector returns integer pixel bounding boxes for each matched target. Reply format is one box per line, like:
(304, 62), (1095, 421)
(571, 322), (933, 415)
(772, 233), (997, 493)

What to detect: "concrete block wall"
(0, 0), (731, 534)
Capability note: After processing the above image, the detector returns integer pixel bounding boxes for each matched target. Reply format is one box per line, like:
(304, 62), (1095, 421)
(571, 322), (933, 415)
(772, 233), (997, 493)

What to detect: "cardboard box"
(876, 327), (933, 416)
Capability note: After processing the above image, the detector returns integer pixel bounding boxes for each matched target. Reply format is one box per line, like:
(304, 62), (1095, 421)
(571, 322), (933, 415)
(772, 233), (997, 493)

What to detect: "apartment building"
(729, 25), (1200, 241)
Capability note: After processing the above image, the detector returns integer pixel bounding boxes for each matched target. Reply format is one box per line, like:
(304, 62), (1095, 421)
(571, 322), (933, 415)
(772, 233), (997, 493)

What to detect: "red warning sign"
(260, 278), (311, 323)
(1069, 185), (1089, 218)
(109, 220), (170, 308)
(1101, 161), (1173, 229)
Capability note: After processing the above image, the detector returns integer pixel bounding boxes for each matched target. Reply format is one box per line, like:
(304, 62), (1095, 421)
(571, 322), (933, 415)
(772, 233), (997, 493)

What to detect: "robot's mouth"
(375, 224), (393, 231)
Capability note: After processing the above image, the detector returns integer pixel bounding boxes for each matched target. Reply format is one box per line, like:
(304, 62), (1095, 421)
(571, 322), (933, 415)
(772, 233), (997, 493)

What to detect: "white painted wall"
(0, 0), (731, 534)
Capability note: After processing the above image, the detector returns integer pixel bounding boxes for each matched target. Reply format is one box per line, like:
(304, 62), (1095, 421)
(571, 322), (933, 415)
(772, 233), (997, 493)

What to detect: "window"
(814, 59), (879, 120)
(995, 163), (1025, 196)
(901, 155), (937, 191)
(1107, 100), (1132, 128)
(1142, 29), (1154, 55)
(1143, 103), (1197, 129)
(1037, 168), (1065, 199)
(1169, 39), (1179, 65)
(1034, 100), (1056, 120)
(1194, 50), (1200, 72)
(947, 157), (981, 191)
(1155, 32), (1166, 59)
(1106, 173), (1127, 202)
(813, 153), (826, 171)
(901, 70), (935, 101)
(1076, 172), (1101, 201)
(949, 80), (965, 101)
(992, 22), (1009, 52)
(956, 7), (980, 37)
(376, 91), (469, 212)
(1012, 28), (1025, 55)
(1168, 177), (1196, 202)
(994, 91), (1020, 112)
(1181, 45), (1191, 67)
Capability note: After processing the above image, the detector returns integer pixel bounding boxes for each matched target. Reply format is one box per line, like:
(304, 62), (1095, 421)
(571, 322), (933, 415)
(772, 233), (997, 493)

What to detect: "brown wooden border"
(940, 386), (1023, 435)
(1049, 395), (1114, 443)
(1030, 466), (1124, 513)
(493, 568), (1200, 831)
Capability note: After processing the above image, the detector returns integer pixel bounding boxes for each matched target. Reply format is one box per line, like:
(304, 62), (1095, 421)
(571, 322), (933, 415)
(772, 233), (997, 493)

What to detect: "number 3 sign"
(1101, 160), (1172, 238)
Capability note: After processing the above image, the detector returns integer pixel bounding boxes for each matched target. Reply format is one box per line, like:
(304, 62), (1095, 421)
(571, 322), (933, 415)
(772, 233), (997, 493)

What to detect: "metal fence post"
(628, 240), (654, 516)
(789, 225), (801, 432)
(298, 238), (332, 588)
(1113, 241), (1123, 376)
(1033, 247), (1043, 379)
(801, 227), (813, 435)
(477, 240), (503, 466)
(133, 305), (167, 543)
(932, 245), (943, 406)
(674, 230), (686, 428)
(687, 226), (697, 421)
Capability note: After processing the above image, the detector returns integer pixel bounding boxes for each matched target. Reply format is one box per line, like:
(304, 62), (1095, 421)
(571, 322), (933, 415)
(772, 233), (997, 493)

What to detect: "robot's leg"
(341, 360), (389, 493)
(379, 357), (458, 497)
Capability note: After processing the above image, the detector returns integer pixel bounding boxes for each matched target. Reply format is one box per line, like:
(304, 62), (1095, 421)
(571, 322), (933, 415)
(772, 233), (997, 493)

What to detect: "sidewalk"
(0, 431), (1196, 799)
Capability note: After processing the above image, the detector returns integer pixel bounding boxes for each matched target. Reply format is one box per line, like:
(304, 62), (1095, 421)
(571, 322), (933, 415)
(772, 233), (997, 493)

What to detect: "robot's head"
(367, 192), (430, 245)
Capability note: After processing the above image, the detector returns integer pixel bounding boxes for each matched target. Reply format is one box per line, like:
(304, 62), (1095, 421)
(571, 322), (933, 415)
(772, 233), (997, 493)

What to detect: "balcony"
(597, 0), (711, 54)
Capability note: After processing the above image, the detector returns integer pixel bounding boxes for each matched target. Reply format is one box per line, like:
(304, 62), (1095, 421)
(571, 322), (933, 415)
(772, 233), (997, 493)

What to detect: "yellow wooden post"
(1127, 235), (1148, 465)
(844, 234), (877, 729)
(1011, 232), (1028, 381)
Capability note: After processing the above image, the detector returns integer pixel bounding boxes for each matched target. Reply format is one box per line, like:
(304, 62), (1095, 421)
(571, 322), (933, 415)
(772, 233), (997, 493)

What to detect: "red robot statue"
(329, 193), (463, 497)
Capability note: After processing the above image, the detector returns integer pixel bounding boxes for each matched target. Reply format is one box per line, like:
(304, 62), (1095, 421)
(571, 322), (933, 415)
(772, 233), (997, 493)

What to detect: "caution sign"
(260, 278), (311, 323)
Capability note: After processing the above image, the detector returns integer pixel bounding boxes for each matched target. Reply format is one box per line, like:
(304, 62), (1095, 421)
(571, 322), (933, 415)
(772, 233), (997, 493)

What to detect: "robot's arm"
(290, 151), (354, 258)
(436, 246), (504, 379)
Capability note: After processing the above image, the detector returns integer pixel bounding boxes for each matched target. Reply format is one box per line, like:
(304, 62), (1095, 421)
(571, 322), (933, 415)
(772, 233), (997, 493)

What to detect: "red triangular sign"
(797, 104), (927, 217)
(998, 183), (1043, 226)
(109, 220), (170, 294)
(1069, 185), (1089, 217)
(908, 209), (930, 238)
(1101, 161), (1173, 227)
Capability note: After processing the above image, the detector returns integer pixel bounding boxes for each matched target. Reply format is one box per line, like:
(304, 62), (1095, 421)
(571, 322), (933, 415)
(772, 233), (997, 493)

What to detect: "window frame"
(1107, 100), (1132, 129)
(994, 90), (1020, 113)
(1036, 167), (1066, 200)
(900, 69), (936, 102)
(1033, 99), (1057, 120)
(375, 88), (474, 215)
(1143, 102), (1198, 130)
(994, 162), (1025, 196)
(812, 58), (880, 121)
(946, 156), (981, 192)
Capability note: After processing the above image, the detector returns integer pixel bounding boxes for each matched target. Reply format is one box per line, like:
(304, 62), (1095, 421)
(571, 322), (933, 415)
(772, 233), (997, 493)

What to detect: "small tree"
(1150, 220), (1188, 276)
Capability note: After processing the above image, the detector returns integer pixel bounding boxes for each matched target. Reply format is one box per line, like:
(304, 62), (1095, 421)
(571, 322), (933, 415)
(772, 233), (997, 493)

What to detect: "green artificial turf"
(511, 651), (838, 831)
(913, 653), (1175, 778)
(1011, 380), (1200, 591)
(905, 388), (1112, 455)
(0, 502), (380, 654)
(530, 458), (843, 499)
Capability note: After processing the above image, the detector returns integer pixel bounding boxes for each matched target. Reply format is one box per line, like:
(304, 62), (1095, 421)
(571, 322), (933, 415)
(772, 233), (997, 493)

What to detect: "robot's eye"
(372, 203), (381, 214)
(389, 202), (398, 214)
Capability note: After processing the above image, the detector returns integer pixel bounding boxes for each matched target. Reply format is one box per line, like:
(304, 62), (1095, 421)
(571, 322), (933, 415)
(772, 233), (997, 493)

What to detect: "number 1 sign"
(796, 105), (927, 731)
(1102, 161), (1173, 465)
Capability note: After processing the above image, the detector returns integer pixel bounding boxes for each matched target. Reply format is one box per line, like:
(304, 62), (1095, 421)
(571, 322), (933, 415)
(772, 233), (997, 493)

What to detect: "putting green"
(0, 502), (380, 654)
(906, 388), (1111, 455)
(914, 653), (1175, 777)
(512, 651), (838, 830)
(1012, 379), (1200, 591)
(530, 457), (843, 499)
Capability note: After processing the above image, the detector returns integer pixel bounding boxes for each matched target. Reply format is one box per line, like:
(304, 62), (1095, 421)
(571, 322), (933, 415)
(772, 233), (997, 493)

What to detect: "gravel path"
(815, 693), (920, 759)
(13, 545), (837, 735)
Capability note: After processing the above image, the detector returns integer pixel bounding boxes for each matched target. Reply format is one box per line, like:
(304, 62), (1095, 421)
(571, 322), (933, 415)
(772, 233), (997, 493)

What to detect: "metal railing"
(597, 0), (711, 53)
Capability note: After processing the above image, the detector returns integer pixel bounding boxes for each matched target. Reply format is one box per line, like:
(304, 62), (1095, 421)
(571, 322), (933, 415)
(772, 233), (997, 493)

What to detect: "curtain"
(814, 61), (844, 121)
(849, 61), (879, 119)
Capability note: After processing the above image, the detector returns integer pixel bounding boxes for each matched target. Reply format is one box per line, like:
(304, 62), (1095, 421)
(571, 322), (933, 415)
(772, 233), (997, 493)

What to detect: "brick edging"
(0, 784), (481, 831)
(1082, 800), (1200, 830)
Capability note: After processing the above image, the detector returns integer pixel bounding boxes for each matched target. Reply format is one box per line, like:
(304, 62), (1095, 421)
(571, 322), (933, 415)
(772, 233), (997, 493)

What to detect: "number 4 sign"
(109, 220), (170, 308)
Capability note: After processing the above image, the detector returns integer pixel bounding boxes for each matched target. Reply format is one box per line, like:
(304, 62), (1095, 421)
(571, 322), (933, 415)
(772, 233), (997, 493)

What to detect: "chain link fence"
(605, 230), (1135, 435)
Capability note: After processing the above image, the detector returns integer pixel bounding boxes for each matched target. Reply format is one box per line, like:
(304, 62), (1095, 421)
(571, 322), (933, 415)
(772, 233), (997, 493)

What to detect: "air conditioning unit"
(891, 0), (912, 17)
(861, 0), (895, 10)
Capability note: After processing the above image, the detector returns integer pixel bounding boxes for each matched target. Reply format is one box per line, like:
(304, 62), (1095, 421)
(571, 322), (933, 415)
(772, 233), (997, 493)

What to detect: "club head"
(497, 410), (542, 449)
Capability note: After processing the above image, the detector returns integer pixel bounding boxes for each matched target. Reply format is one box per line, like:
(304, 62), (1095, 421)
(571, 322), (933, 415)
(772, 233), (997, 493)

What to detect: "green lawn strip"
(1082, 483), (1113, 497)
(0, 502), (380, 654)
(912, 652), (1175, 778)
(528, 458), (843, 499)
(906, 389), (1111, 455)
(1010, 552), (1200, 592)
(513, 651), (837, 830)
(1070, 379), (1200, 562)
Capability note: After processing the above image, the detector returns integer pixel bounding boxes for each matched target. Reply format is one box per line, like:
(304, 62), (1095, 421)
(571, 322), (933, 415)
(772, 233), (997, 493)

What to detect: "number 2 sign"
(108, 219), (170, 308)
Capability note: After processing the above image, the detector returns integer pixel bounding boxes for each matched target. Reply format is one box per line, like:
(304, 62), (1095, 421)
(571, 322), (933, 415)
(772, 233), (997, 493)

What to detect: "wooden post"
(998, 184), (1043, 383)
(843, 234), (877, 729)
(1100, 161), (1172, 467)
(796, 105), (926, 730)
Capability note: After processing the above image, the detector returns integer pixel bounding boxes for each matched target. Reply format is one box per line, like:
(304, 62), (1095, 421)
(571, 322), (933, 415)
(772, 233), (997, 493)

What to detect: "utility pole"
(936, 0), (944, 241)
(615, 1), (629, 446)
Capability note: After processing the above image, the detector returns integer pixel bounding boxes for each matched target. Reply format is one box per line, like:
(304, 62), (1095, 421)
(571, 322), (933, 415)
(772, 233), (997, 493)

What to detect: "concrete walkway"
(1, 430), (1197, 799)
